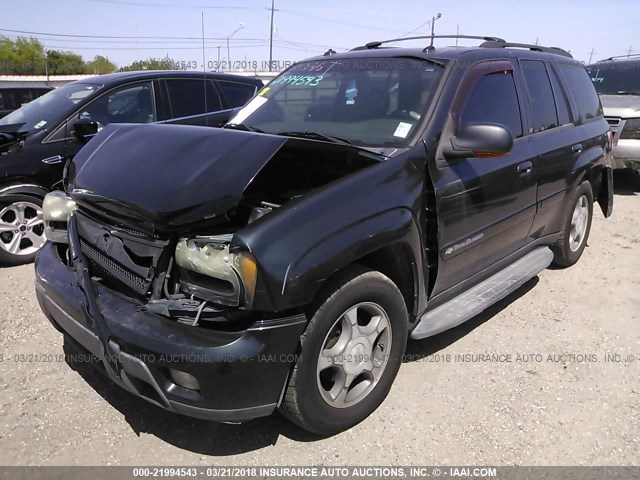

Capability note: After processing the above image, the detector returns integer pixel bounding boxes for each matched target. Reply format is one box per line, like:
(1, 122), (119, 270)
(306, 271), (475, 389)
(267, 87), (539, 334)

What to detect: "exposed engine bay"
(55, 124), (383, 328)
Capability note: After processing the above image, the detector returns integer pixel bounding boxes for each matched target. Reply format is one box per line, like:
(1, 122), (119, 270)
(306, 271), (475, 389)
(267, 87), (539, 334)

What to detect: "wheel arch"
(275, 208), (424, 316)
(0, 182), (49, 201)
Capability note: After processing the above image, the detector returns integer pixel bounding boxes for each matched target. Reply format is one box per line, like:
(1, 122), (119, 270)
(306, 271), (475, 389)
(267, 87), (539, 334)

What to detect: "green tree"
(46, 50), (87, 74)
(117, 57), (187, 72)
(86, 55), (117, 74)
(0, 36), (46, 74)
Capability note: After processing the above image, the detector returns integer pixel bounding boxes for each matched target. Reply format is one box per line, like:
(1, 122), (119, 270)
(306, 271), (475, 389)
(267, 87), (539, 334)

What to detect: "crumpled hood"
(599, 94), (640, 118)
(68, 123), (288, 231)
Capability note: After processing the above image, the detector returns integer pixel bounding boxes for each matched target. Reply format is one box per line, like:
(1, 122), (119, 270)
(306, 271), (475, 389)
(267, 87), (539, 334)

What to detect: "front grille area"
(74, 209), (170, 297)
(80, 238), (152, 296)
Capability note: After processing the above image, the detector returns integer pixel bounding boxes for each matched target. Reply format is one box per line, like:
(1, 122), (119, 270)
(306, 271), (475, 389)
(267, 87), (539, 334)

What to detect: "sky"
(1, 0), (639, 70)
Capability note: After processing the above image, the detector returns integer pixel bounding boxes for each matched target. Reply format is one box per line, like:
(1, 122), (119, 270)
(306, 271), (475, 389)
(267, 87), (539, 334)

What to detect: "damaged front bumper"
(34, 240), (307, 422)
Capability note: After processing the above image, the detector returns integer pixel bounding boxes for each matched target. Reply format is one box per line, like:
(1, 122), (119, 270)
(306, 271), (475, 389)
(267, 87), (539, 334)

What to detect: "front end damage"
(35, 122), (383, 420)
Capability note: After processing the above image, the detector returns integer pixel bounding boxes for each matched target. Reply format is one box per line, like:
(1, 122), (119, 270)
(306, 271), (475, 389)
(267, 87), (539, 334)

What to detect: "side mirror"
(443, 123), (514, 160)
(73, 119), (100, 144)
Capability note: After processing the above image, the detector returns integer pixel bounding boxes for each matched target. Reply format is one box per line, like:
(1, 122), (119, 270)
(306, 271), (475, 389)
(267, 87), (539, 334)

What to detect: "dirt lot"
(0, 173), (638, 467)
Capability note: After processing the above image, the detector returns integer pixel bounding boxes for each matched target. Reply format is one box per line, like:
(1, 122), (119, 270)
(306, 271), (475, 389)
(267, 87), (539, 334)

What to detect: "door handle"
(572, 144), (583, 154)
(517, 161), (533, 176)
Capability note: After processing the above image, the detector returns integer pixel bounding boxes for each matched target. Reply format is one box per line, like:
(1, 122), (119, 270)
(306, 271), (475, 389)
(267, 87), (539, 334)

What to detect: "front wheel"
(552, 181), (593, 268)
(0, 195), (46, 267)
(280, 266), (408, 435)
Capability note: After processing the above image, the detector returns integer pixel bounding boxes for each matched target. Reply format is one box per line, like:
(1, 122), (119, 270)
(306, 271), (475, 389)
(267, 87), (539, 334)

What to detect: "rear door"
(161, 78), (230, 127)
(431, 59), (538, 295)
(520, 59), (577, 238)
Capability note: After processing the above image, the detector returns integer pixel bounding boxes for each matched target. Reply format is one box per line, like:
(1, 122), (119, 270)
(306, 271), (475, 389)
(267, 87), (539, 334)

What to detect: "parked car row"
(2, 36), (614, 435)
(0, 71), (262, 265)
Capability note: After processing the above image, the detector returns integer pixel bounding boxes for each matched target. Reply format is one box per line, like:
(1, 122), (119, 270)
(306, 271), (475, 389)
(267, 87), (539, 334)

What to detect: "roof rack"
(351, 35), (506, 51)
(480, 40), (572, 58)
(351, 35), (572, 59)
(597, 53), (640, 62)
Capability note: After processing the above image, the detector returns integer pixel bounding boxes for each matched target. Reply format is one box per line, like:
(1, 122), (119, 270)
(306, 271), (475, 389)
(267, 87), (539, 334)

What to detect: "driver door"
(64, 81), (157, 159)
(430, 60), (538, 296)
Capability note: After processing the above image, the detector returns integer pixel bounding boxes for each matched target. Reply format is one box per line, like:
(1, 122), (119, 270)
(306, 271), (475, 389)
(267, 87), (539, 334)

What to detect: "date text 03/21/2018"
(176, 60), (296, 71)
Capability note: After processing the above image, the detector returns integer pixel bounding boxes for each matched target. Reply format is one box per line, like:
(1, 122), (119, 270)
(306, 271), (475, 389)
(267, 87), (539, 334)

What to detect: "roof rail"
(351, 35), (506, 51)
(480, 40), (573, 58)
(597, 53), (640, 62)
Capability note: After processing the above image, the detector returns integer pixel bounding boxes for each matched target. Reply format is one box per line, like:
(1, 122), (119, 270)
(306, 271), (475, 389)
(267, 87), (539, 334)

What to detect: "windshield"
(587, 61), (640, 95)
(0, 83), (102, 132)
(229, 57), (444, 148)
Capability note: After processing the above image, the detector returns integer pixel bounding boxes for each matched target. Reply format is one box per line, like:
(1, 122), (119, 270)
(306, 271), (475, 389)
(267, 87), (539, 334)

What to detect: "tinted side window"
(79, 82), (155, 126)
(521, 60), (558, 133)
(547, 65), (572, 125)
(19, 90), (33, 105)
(218, 81), (257, 108)
(560, 64), (602, 122)
(460, 71), (523, 138)
(165, 79), (222, 118)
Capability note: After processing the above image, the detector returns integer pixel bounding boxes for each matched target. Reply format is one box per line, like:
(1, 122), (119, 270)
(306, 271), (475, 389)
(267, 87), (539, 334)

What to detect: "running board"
(410, 247), (554, 340)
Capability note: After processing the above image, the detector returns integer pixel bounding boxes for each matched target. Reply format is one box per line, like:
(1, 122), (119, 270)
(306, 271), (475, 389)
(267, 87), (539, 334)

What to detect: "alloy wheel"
(0, 201), (45, 257)
(569, 195), (589, 252)
(316, 302), (392, 408)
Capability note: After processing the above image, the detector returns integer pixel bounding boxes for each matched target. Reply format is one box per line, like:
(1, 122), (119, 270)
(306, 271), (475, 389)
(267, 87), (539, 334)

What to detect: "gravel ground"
(0, 173), (639, 467)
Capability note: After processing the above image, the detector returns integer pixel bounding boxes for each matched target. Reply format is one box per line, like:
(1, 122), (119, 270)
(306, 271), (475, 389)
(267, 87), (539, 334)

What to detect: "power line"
(278, 9), (406, 34)
(0, 28), (344, 51)
(396, 19), (433, 39)
(87, 0), (264, 10)
(0, 27), (218, 40)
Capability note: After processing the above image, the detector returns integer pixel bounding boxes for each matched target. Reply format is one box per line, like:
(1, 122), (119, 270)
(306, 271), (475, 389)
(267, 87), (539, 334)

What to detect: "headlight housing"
(43, 191), (77, 243)
(175, 237), (257, 308)
(621, 118), (640, 140)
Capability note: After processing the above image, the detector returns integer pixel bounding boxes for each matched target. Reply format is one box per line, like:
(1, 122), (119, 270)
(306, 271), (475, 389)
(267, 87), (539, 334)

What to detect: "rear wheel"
(0, 195), (45, 267)
(280, 266), (408, 435)
(552, 182), (593, 267)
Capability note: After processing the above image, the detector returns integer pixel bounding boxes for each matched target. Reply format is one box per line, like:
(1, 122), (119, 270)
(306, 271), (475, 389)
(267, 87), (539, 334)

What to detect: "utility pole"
(429, 13), (442, 47)
(588, 48), (596, 64)
(456, 25), (459, 46)
(268, 0), (277, 72)
(201, 12), (207, 112)
(627, 46), (634, 58)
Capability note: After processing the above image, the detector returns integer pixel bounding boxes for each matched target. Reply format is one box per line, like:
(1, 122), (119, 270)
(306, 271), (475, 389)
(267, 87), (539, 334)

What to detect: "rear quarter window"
(218, 81), (258, 108)
(560, 64), (602, 123)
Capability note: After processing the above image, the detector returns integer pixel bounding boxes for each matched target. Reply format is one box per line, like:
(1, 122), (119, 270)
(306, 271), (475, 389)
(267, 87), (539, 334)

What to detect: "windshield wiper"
(276, 131), (352, 146)
(223, 123), (265, 133)
(616, 91), (640, 95)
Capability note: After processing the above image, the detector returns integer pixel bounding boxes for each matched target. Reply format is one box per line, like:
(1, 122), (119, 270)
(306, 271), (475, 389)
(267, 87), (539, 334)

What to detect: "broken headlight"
(43, 191), (77, 243)
(175, 237), (257, 308)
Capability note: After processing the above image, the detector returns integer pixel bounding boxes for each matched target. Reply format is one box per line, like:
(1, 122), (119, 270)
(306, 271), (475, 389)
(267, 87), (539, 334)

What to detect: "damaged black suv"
(35, 36), (613, 435)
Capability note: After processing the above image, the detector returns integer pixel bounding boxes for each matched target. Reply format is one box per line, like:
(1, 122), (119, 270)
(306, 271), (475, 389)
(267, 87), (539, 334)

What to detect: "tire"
(552, 181), (593, 268)
(280, 265), (408, 435)
(0, 194), (46, 267)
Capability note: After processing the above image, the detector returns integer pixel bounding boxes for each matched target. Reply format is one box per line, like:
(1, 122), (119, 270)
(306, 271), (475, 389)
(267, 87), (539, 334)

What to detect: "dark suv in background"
(35, 36), (612, 435)
(0, 70), (262, 265)
(0, 86), (53, 119)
